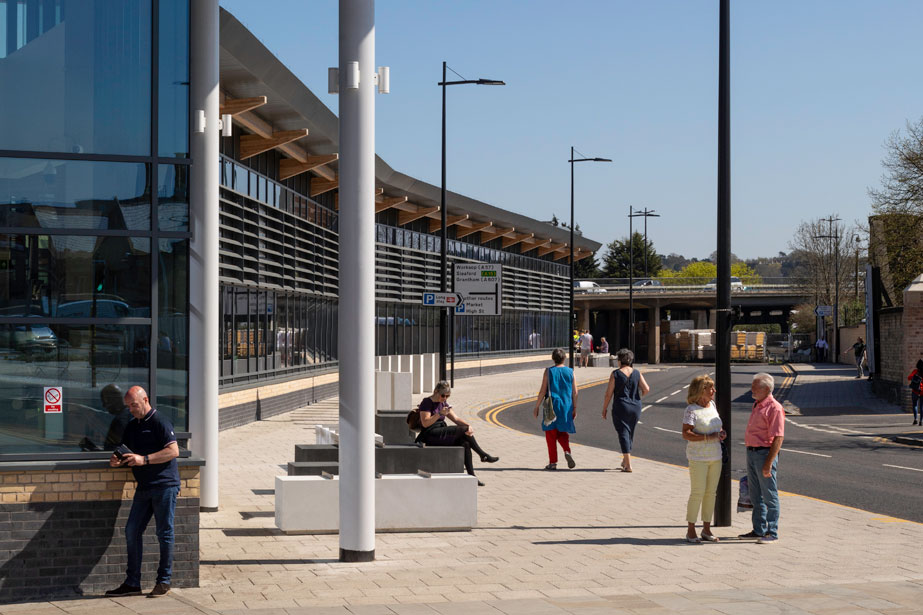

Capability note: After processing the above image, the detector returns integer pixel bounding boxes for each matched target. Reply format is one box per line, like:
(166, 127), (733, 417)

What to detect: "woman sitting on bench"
(416, 380), (498, 486)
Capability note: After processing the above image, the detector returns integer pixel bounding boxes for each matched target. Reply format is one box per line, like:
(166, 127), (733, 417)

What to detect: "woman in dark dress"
(601, 348), (650, 472)
(416, 381), (498, 486)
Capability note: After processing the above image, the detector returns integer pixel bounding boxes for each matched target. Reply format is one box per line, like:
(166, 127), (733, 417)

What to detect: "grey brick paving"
(4, 364), (923, 614)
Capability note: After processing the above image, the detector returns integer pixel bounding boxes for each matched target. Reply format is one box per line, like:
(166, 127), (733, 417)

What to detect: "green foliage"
(573, 252), (601, 278)
(731, 262), (763, 285)
(602, 232), (662, 278)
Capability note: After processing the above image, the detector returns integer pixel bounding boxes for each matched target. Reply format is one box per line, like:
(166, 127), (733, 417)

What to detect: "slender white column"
(338, 0), (376, 561)
(189, 0), (220, 511)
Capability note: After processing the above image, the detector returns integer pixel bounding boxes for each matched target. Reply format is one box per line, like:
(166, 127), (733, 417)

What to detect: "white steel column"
(338, 0), (376, 561)
(189, 0), (220, 511)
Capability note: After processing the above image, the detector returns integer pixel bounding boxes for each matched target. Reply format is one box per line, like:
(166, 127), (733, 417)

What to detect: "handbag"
(720, 438), (729, 464)
(541, 368), (556, 426)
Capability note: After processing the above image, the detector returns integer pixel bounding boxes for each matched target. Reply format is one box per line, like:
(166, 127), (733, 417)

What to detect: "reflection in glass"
(0, 158), (151, 230)
(157, 238), (187, 429)
(0, 324), (150, 454)
(158, 0), (189, 158)
(158, 165), (189, 231)
(0, 0), (152, 155)
(0, 234), (151, 317)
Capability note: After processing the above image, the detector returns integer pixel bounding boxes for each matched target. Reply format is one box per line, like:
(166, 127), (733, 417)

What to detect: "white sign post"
(454, 264), (502, 315)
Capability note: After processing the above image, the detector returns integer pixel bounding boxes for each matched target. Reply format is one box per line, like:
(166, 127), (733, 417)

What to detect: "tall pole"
(569, 146), (575, 369)
(833, 223), (840, 360)
(628, 205), (634, 353)
(439, 61), (448, 382)
(189, 0), (220, 512)
(643, 214), (649, 280)
(714, 0), (732, 527)
(338, 0), (376, 562)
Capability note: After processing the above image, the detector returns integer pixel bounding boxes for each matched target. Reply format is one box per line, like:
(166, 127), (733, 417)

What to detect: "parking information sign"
(422, 292), (462, 307)
(454, 264), (502, 315)
(44, 386), (62, 414)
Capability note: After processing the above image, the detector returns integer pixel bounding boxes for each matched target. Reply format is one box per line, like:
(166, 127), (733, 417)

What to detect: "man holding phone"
(105, 386), (180, 598)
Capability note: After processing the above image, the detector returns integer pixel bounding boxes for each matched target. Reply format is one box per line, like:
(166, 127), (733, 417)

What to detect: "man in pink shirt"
(739, 372), (785, 543)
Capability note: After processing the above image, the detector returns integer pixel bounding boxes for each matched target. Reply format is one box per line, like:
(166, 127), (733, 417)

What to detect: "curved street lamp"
(439, 62), (505, 382)
(569, 148), (611, 368)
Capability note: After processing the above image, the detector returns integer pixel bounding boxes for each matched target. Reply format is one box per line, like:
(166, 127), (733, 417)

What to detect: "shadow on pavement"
(533, 537), (753, 546)
(201, 558), (339, 566)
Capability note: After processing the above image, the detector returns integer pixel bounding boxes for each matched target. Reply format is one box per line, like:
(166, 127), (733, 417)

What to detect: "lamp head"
(476, 79), (505, 85)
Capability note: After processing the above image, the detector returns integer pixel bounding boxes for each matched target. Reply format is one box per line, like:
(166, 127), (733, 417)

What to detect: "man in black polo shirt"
(105, 386), (180, 598)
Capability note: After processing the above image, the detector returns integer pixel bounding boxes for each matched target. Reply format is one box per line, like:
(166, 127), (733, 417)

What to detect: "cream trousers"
(686, 459), (722, 524)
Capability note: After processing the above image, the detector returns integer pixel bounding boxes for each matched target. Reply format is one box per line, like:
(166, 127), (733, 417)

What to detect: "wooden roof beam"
(231, 109), (336, 180)
(537, 242), (566, 257)
(398, 205), (440, 226)
(279, 154), (339, 180)
(375, 195), (409, 213)
(521, 237), (553, 253)
(573, 250), (596, 262)
(455, 221), (493, 239)
(220, 96), (267, 116)
(479, 226), (516, 242)
(310, 176), (338, 197)
(428, 214), (469, 232)
(240, 129), (309, 160)
(501, 232), (534, 249)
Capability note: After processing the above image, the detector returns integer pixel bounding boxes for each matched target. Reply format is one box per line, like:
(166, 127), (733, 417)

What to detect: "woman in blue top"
(601, 348), (650, 472)
(532, 348), (578, 470)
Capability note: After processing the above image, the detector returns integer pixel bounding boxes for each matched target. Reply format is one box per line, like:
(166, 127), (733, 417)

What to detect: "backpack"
(406, 407), (422, 430)
(911, 372), (922, 393)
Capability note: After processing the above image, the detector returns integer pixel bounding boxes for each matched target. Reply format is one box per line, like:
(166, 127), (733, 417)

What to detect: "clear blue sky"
(219, 0), (923, 262)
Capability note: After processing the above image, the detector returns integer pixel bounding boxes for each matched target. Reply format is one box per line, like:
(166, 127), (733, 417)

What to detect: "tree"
(573, 252), (601, 278)
(788, 216), (862, 318)
(868, 117), (923, 303)
(601, 232), (662, 278)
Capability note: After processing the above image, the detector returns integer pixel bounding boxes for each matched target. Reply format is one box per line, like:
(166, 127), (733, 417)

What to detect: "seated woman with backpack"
(413, 381), (498, 486)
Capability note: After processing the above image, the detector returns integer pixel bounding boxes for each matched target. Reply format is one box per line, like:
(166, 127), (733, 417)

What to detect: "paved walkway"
(6, 364), (923, 614)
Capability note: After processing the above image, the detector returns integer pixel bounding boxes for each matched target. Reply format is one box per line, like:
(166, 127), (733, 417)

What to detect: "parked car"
(574, 280), (605, 293)
(704, 277), (744, 290)
(9, 325), (58, 359)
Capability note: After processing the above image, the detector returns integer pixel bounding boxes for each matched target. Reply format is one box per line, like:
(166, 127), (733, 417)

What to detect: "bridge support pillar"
(693, 310), (708, 329)
(647, 303), (661, 364)
(579, 307), (591, 333)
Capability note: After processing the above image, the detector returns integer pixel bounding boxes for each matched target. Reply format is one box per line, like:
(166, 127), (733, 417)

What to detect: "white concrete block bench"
(275, 473), (477, 533)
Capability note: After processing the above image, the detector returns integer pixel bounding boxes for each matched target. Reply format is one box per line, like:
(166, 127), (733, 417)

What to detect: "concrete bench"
(275, 473), (477, 533)
(294, 443), (465, 474)
(287, 461), (340, 476)
(375, 411), (415, 445)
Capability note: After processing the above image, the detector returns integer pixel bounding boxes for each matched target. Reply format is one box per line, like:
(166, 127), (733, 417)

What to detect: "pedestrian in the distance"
(532, 348), (577, 470)
(842, 337), (867, 378)
(598, 337), (609, 354)
(814, 337), (828, 363)
(739, 373), (785, 544)
(601, 348), (650, 472)
(682, 375), (726, 543)
(908, 358), (923, 425)
(579, 330), (593, 367)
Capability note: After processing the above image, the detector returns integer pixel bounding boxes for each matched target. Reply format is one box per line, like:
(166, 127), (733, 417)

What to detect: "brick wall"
(873, 308), (904, 405)
(0, 464), (200, 602)
(902, 276), (923, 412)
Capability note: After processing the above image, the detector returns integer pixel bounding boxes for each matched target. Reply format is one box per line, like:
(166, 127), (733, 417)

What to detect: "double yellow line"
(483, 378), (610, 430)
(776, 363), (796, 402)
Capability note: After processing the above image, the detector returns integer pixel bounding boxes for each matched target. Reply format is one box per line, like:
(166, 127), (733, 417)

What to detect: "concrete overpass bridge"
(574, 279), (812, 364)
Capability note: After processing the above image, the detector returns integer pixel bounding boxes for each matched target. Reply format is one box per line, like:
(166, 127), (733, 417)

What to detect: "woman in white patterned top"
(681, 374), (727, 543)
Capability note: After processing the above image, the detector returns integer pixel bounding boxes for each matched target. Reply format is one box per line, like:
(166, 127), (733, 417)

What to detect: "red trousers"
(545, 429), (571, 463)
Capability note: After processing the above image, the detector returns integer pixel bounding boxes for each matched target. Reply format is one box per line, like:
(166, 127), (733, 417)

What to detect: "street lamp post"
(815, 215), (841, 357)
(568, 147), (611, 368)
(627, 208), (658, 354)
(439, 62), (504, 381)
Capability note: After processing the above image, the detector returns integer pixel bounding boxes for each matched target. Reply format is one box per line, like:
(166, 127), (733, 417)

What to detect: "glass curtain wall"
(0, 0), (190, 457)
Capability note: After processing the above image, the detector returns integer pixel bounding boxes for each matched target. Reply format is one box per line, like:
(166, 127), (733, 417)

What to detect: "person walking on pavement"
(739, 373), (785, 544)
(579, 330), (593, 367)
(842, 337), (867, 378)
(532, 348), (578, 470)
(908, 358), (923, 425)
(105, 386), (180, 597)
(682, 375), (727, 543)
(814, 337), (828, 363)
(601, 348), (650, 472)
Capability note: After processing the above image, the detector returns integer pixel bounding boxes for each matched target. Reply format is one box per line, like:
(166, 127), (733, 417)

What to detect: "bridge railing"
(575, 277), (809, 294)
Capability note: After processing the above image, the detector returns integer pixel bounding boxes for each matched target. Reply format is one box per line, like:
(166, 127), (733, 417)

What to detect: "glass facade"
(0, 0), (190, 457)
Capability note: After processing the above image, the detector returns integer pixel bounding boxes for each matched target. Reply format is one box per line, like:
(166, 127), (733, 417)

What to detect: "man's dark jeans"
(125, 485), (179, 587)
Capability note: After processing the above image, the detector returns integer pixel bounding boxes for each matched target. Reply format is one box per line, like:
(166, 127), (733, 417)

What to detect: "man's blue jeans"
(746, 447), (780, 538)
(125, 485), (179, 587)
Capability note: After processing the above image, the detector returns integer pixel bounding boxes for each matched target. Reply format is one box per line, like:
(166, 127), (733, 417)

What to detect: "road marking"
(642, 405), (652, 412)
(781, 448), (831, 458)
(671, 390), (683, 396)
(655, 396), (669, 403)
(883, 464), (923, 473)
(483, 378), (609, 428)
(653, 426), (682, 434)
(682, 384), (689, 389)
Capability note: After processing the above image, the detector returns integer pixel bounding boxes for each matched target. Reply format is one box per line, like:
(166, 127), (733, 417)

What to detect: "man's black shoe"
(149, 582), (171, 597)
(737, 530), (763, 539)
(105, 583), (142, 596)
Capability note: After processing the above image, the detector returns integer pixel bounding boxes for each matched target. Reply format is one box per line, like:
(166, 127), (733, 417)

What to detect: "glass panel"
(157, 241), (187, 430)
(0, 323), (150, 453)
(0, 158), (151, 230)
(0, 0), (152, 155)
(158, 0), (189, 158)
(157, 164), (188, 231)
(0, 234), (151, 317)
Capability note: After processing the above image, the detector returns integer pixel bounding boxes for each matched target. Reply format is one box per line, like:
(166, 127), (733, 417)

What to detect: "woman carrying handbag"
(532, 348), (577, 470)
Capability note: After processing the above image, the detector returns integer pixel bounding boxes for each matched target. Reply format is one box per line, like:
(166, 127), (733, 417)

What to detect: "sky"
(218, 0), (923, 262)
